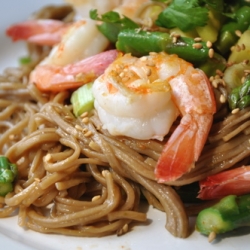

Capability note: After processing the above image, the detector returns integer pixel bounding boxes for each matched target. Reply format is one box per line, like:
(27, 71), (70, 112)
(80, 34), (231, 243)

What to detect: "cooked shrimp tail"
(155, 66), (216, 182)
(6, 19), (69, 46)
(30, 49), (119, 92)
(198, 165), (250, 200)
(155, 113), (213, 182)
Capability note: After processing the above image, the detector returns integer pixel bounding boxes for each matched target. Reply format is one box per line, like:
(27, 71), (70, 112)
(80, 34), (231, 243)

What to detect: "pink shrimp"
(6, 19), (69, 46)
(30, 49), (119, 92)
(197, 166), (250, 200)
(154, 58), (216, 182)
(6, 17), (114, 92)
(92, 52), (216, 182)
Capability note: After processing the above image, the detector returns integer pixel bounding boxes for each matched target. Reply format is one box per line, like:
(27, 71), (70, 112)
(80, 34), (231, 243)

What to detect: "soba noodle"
(1, 4), (250, 240)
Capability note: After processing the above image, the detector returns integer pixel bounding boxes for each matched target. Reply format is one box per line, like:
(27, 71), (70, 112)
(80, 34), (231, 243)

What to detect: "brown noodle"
(1, 4), (250, 240)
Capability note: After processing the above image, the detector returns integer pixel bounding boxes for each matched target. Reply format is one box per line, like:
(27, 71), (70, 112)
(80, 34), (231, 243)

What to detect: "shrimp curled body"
(92, 52), (216, 182)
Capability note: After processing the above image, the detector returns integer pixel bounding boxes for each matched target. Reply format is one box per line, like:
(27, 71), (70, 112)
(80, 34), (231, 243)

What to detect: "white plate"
(0, 1), (249, 249)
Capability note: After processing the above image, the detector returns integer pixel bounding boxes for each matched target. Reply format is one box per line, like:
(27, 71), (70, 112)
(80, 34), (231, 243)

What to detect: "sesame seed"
(209, 76), (214, 82)
(212, 80), (218, 88)
(172, 36), (177, 43)
(65, 115), (73, 120)
(244, 69), (250, 74)
(192, 43), (203, 49)
(194, 37), (202, 42)
(119, 72), (125, 78)
(82, 117), (89, 124)
(206, 40), (212, 48)
(235, 30), (242, 37)
(241, 76), (246, 84)
(84, 130), (92, 137)
(208, 231), (216, 243)
(82, 127), (88, 133)
(122, 224), (128, 233)
(44, 154), (52, 162)
(211, 78), (225, 88)
(96, 125), (101, 130)
(75, 124), (82, 131)
(232, 108), (240, 114)
(170, 33), (180, 38)
(89, 140), (101, 151)
(92, 195), (101, 202)
(220, 94), (226, 103)
(208, 48), (214, 58)
(34, 178), (41, 182)
(102, 170), (109, 177)
(80, 112), (88, 118)
(140, 56), (147, 61)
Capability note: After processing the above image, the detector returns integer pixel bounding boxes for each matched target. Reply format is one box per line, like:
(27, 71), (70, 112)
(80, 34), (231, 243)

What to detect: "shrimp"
(6, 19), (70, 46)
(92, 52), (216, 182)
(198, 166), (250, 200)
(7, 18), (110, 67)
(42, 19), (110, 67)
(6, 0), (151, 47)
(6, 0), (150, 92)
(30, 49), (119, 92)
(7, 18), (115, 91)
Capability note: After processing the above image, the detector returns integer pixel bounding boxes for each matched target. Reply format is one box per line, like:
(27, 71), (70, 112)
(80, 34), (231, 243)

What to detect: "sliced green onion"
(70, 82), (95, 117)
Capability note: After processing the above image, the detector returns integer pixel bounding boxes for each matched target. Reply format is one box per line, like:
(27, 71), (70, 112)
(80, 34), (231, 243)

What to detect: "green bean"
(196, 194), (250, 237)
(228, 75), (250, 109)
(116, 29), (210, 64)
(215, 6), (250, 55)
(0, 156), (18, 196)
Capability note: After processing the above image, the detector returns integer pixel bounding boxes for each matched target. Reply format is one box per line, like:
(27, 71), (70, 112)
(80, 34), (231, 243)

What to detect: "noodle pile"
(1, 4), (250, 240)
(0, 67), (188, 237)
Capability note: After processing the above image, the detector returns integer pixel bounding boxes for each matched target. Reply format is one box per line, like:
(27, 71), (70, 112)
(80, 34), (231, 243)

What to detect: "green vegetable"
(116, 29), (210, 64)
(199, 52), (227, 77)
(19, 56), (31, 65)
(70, 82), (95, 117)
(239, 0), (250, 7)
(223, 62), (250, 92)
(228, 75), (250, 110)
(215, 6), (250, 55)
(155, 0), (209, 32)
(228, 29), (250, 64)
(196, 194), (250, 236)
(0, 156), (18, 196)
(90, 9), (139, 43)
(155, 0), (224, 32)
